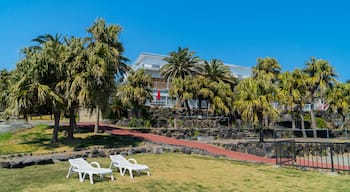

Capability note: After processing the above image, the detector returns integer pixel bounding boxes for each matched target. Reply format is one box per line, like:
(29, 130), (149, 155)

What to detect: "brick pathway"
(109, 129), (350, 170)
(106, 127), (275, 164)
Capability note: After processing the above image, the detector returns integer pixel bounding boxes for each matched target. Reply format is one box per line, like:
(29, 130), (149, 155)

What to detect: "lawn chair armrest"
(90, 162), (101, 168)
(128, 158), (137, 164)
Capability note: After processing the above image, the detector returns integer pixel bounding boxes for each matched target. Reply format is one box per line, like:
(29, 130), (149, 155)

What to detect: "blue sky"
(0, 0), (349, 81)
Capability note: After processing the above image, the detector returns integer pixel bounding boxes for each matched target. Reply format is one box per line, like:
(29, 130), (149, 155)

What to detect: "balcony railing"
(134, 63), (161, 71)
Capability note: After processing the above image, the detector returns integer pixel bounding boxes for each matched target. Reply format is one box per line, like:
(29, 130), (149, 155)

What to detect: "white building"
(131, 53), (252, 107)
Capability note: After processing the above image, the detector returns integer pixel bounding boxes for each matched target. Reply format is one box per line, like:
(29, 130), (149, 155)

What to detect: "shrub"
(316, 117), (328, 129)
(177, 119), (183, 127)
(168, 118), (175, 127)
(128, 118), (152, 127)
(304, 114), (311, 121)
(143, 120), (151, 128)
(193, 130), (200, 137)
(128, 118), (140, 127)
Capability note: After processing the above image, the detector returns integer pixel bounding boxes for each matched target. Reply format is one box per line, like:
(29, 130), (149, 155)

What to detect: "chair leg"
(66, 166), (72, 178)
(109, 162), (113, 169)
(147, 171), (150, 176)
(120, 168), (125, 176)
(79, 172), (84, 182)
(129, 169), (133, 178)
(89, 173), (94, 184)
(111, 172), (115, 181)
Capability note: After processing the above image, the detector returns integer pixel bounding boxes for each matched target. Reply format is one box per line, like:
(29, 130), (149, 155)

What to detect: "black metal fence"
(275, 140), (350, 172)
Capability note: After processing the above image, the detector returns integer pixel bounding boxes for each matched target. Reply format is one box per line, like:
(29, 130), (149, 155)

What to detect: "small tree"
(304, 57), (336, 138)
(117, 69), (153, 118)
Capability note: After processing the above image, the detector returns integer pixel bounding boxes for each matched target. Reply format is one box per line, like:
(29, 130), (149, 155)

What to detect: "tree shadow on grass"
(15, 125), (144, 152)
(62, 134), (143, 151)
(19, 132), (51, 145)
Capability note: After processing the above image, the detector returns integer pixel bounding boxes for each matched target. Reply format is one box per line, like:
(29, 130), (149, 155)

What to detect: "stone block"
(9, 161), (24, 168)
(0, 161), (10, 168)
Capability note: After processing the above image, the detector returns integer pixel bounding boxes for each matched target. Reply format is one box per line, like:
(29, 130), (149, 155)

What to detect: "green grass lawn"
(0, 124), (143, 155)
(2, 125), (350, 191)
(0, 153), (350, 192)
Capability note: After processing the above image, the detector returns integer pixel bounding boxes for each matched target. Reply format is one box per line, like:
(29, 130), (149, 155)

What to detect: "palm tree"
(168, 77), (194, 115)
(233, 78), (278, 142)
(117, 69), (153, 118)
(198, 59), (232, 83)
(252, 57), (281, 127)
(109, 96), (128, 119)
(292, 69), (310, 138)
(208, 80), (233, 116)
(0, 70), (12, 113)
(278, 71), (301, 129)
(160, 47), (199, 80)
(196, 58), (238, 122)
(31, 34), (66, 142)
(161, 47), (200, 115)
(5, 45), (64, 142)
(56, 37), (89, 139)
(190, 76), (211, 115)
(190, 76), (233, 116)
(84, 18), (130, 133)
(304, 57), (337, 138)
(233, 57), (281, 142)
(252, 57), (281, 82)
(326, 83), (350, 129)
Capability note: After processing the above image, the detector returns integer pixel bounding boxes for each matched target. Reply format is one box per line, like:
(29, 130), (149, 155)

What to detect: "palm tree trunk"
(185, 99), (191, 116)
(137, 108), (142, 118)
(259, 126), (264, 142)
(300, 113), (307, 138)
(264, 115), (268, 127)
(67, 107), (75, 140)
(291, 116), (296, 130)
(340, 115), (347, 130)
(258, 112), (264, 142)
(292, 119), (296, 129)
(94, 105), (100, 133)
(23, 112), (28, 122)
(198, 98), (202, 115)
(51, 110), (60, 143)
(207, 101), (210, 118)
(310, 109), (317, 138)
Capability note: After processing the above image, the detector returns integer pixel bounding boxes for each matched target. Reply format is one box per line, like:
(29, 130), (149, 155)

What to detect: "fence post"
(293, 141), (297, 163)
(326, 129), (329, 139)
(346, 128), (348, 141)
(275, 142), (278, 165)
(330, 143), (334, 172)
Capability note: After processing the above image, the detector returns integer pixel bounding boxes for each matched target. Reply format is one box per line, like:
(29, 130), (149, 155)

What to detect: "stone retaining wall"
(211, 141), (276, 158)
(0, 142), (222, 169)
(150, 128), (287, 140)
(150, 127), (349, 140)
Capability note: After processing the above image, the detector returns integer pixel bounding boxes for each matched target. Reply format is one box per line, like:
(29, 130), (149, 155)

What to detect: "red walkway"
(109, 128), (275, 164)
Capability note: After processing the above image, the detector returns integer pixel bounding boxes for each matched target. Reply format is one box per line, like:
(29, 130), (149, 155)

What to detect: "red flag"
(156, 90), (161, 100)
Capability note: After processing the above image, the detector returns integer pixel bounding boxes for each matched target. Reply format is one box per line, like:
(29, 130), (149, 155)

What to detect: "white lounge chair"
(66, 158), (114, 184)
(109, 155), (150, 178)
